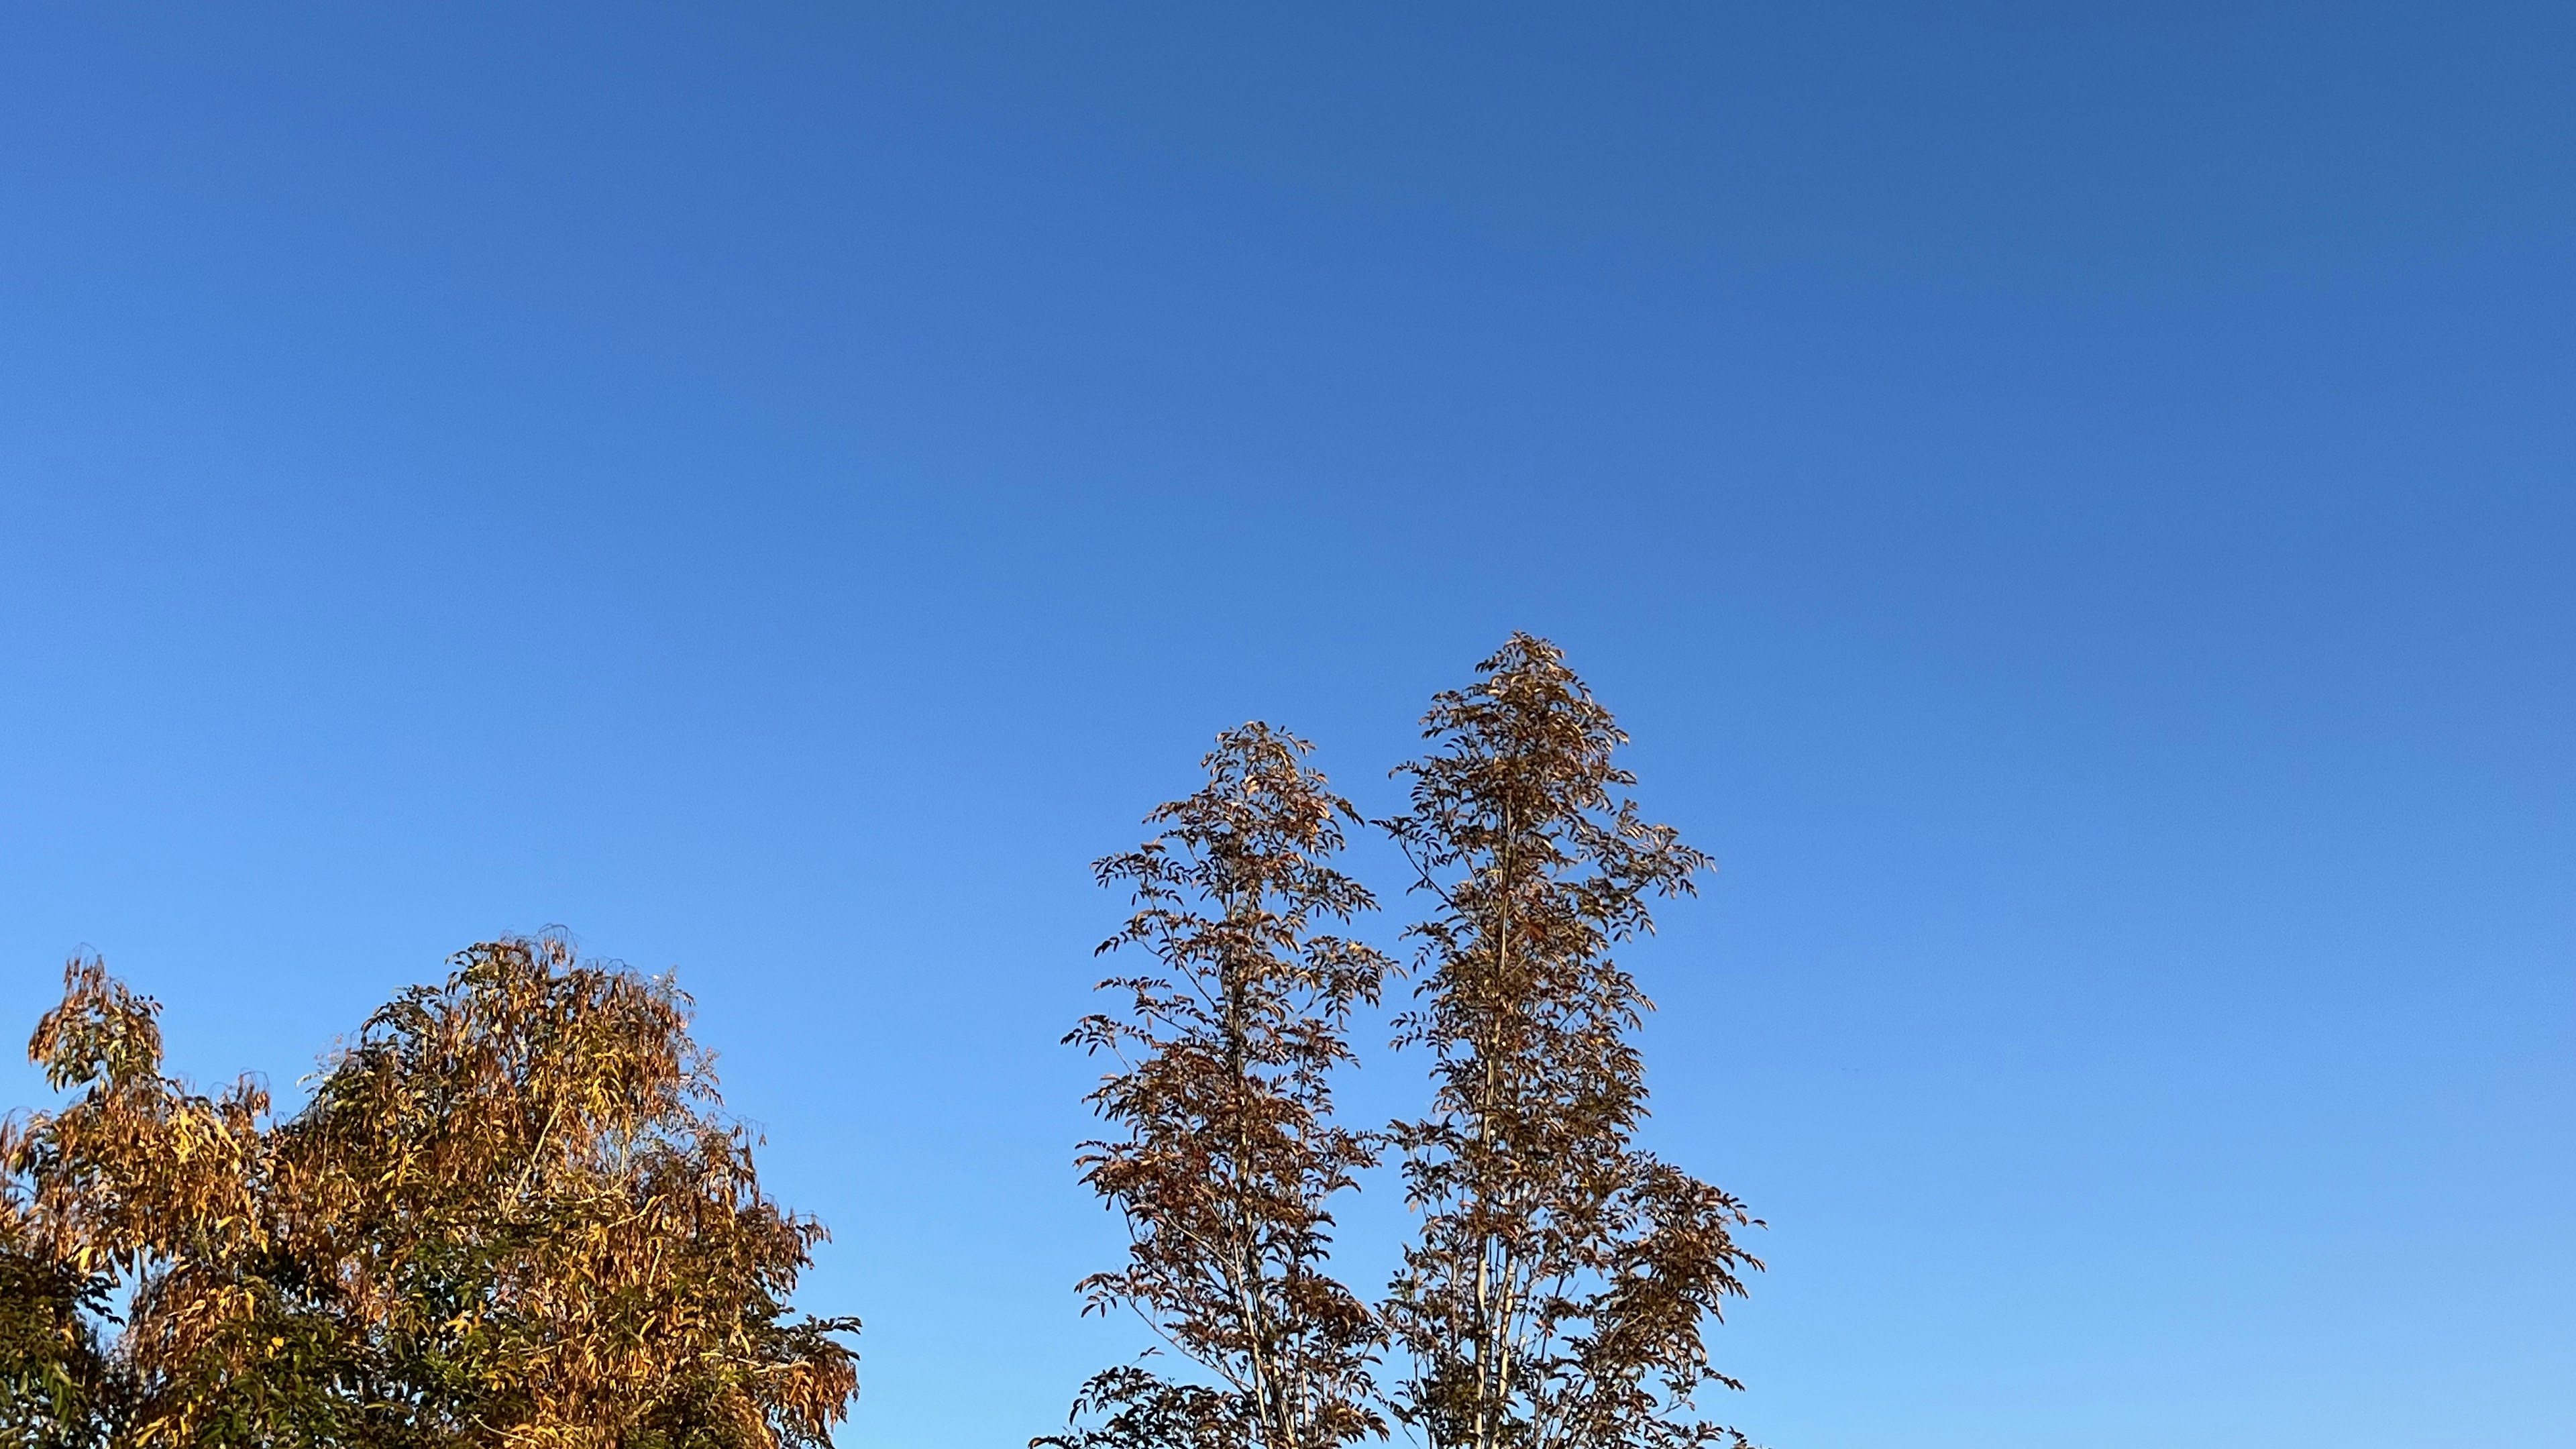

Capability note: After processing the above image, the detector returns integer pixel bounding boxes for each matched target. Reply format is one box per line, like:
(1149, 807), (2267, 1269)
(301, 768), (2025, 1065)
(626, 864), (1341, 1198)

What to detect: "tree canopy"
(0, 937), (858, 1449)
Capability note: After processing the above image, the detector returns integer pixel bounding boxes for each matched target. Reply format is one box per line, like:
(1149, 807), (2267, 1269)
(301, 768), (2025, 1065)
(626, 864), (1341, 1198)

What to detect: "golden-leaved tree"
(0, 936), (858, 1449)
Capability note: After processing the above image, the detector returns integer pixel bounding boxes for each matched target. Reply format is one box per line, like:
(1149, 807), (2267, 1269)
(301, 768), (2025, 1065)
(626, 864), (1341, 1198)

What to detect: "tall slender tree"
(1047, 724), (1395, 1449)
(1381, 635), (1760, 1449)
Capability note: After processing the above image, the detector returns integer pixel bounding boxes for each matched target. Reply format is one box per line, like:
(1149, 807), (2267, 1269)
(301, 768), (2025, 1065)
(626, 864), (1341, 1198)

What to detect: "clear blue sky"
(2, 4), (2570, 1444)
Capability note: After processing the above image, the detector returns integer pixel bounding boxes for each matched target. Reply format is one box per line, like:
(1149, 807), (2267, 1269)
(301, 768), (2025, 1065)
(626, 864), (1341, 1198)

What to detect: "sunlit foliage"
(0, 938), (857, 1449)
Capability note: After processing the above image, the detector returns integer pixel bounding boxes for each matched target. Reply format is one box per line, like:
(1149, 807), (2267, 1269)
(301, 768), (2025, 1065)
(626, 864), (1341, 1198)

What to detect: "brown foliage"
(1046, 726), (1396, 1449)
(1381, 635), (1760, 1449)
(1053, 639), (1763, 1449)
(0, 937), (858, 1449)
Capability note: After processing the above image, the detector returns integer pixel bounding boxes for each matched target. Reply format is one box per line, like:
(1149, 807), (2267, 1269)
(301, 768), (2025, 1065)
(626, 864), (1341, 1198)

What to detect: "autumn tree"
(1, 959), (278, 1448)
(1380, 635), (1760, 1449)
(0, 937), (859, 1449)
(1046, 725), (1396, 1449)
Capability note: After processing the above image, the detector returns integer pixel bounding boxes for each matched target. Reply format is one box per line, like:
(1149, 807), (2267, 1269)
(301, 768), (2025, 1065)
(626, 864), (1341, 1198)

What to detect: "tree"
(1380, 635), (1760, 1449)
(1, 958), (280, 1448)
(1046, 725), (1396, 1449)
(0, 937), (859, 1449)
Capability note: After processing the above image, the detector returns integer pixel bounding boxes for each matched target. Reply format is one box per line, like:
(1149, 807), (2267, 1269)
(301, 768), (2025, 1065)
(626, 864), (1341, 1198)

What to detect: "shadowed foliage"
(0, 937), (858, 1449)
(0, 1197), (109, 1449)
(1045, 725), (1396, 1449)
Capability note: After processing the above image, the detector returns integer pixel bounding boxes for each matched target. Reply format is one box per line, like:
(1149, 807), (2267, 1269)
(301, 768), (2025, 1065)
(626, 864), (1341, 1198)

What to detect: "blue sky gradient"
(2, 5), (2571, 1444)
